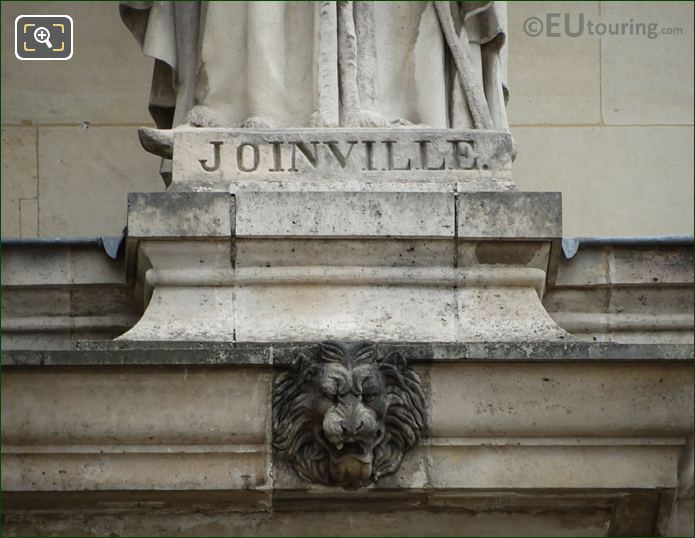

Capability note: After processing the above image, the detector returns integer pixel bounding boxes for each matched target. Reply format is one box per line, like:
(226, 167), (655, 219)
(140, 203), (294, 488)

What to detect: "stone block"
(555, 247), (609, 286)
(38, 126), (162, 236)
(2, 368), (270, 445)
(172, 128), (514, 183)
(457, 241), (551, 269)
(128, 192), (233, 239)
(507, 1), (601, 125)
(513, 126), (694, 236)
(119, 287), (236, 341)
(1, 127), (37, 238)
(236, 191), (455, 238)
(457, 192), (562, 239)
(609, 287), (693, 316)
(70, 287), (136, 317)
(235, 239), (455, 268)
(3, 451), (268, 492)
(427, 444), (679, 489)
(429, 362), (693, 437)
(456, 287), (567, 340)
(1, 246), (71, 286)
(1, 1), (153, 125)
(543, 288), (609, 320)
(137, 241), (233, 273)
(1, 245), (124, 287)
(601, 2), (694, 125)
(2, 289), (70, 318)
(69, 248), (125, 285)
(234, 282), (457, 342)
(609, 246), (694, 285)
(1, 505), (615, 537)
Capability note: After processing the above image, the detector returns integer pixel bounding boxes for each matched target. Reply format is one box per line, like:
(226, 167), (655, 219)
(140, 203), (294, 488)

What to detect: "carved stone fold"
(272, 341), (426, 488)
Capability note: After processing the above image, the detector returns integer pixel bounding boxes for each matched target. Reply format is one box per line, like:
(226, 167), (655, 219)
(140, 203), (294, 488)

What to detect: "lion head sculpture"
(272, 341), (426, 487)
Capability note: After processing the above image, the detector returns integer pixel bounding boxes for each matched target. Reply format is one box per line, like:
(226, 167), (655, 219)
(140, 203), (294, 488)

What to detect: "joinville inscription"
(172, 129), (514, 182)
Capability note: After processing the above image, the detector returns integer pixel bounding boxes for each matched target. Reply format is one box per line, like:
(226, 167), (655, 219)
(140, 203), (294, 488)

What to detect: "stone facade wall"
(2, 1), (693, 238)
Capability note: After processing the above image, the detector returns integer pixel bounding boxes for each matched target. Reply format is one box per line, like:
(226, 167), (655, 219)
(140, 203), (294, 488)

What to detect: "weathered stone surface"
(234, 279), (457, 342)
(128, 192), (233, 239)
(2, 367), (270, 445)
(458, 241), (551, 270)
(1, 127), (37, 238)
(1, 242), (135, 350)
(236, 191), (455, 238)
(1, 245), (123, 287)
(456, 287), (567, 341)
(546, 242), (694, 343)
(555, 247), (609, 286)
(1, 503), (615, 537)
(4, 341), (692, 367)
(457, 192), (562, 239)
(121, 286), (236, 342)
(427, 444), (680, 489)
(430, 362), (693, 437)
(2, 365), (271, 491)
(172, 129), (514, 185)
(116, 190), (558, 346)
(609, 246), (693, 285)
(120, 264), (557, 343)
(1, 352), (689, 537)
(3, 451), (268, 492)
(236, 239), (455, 269)
(136, 240), (233, 272)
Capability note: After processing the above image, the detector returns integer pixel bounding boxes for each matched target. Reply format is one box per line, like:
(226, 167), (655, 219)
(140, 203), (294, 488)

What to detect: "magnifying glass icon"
(33, 26), (53, 49)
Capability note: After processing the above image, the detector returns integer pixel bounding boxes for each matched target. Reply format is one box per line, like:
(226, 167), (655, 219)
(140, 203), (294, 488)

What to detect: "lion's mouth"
(332, 440), (372, 463)
(317, 430), (374, 464)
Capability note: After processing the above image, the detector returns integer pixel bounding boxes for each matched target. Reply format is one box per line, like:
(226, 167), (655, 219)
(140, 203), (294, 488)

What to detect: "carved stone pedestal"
(120, 128), (565, 343)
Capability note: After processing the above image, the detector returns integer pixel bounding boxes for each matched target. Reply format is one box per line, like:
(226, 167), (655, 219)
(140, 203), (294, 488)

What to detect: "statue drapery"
(120, 1), (509, 131)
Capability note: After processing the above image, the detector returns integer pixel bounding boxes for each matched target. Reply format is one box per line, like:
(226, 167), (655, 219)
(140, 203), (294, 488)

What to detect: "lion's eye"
(324, 388), (339, 403)
(362, 391), (377, 402)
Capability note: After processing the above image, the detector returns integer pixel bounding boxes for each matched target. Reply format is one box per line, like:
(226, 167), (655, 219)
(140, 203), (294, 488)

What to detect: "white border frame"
(14, 14), (74, 61)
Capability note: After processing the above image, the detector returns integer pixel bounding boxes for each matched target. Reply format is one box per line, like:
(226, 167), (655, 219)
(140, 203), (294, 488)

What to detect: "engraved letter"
(448, 140), (476, 169)
(383, 140), (412, 171)
(269, 142), (284, 172)
(236, 143), (260, 173)
(289, 142), (320, 171)
(325, 141), (358, 168)
(362, 141), (377, 171)
(416, 140), (446, 170)
(199, 141), (223, 172)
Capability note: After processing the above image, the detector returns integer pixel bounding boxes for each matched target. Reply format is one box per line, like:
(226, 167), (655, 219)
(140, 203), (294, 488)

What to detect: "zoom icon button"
(15, 15), (73, 60)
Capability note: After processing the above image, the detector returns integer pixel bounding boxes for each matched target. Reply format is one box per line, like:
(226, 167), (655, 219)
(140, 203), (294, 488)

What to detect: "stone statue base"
(141, 127), (516, 191)
(119, 189), (566, 342)
(118, 127), (558, 342)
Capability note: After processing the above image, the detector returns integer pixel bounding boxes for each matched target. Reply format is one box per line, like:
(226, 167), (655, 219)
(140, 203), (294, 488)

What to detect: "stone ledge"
(458, 191), (562, 239)
(0, 490), (661, 536)
(236, 191), (455, 238)
(3, 341), (691, 367)
(127, 192), (234, 239)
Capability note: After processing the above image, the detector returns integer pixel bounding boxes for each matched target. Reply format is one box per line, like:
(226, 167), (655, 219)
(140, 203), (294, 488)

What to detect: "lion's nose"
(341, 420), (364, 436)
